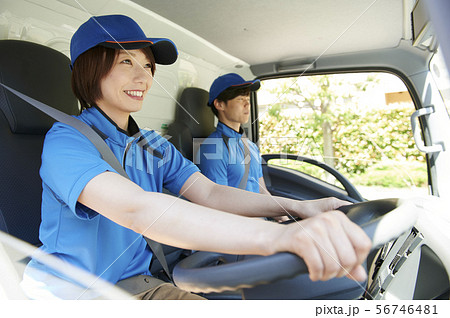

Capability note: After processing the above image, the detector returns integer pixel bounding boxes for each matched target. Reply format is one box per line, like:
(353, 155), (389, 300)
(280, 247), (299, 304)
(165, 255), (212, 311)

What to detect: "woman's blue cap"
(208, 73), (260, 105)
(70, 14), (178, 67)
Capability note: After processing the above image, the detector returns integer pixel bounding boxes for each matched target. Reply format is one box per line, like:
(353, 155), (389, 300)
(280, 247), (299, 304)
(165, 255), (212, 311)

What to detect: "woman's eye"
(121, 59), (132, 65)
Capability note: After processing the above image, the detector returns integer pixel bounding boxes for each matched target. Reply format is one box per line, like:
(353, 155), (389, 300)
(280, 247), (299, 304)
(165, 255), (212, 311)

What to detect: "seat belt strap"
(238, 134), (251, 190)
(221, 133), (251, 190)
(1, 84), (128, 179)
(144, 237), (172, 281)
(0, 83), (172, 281)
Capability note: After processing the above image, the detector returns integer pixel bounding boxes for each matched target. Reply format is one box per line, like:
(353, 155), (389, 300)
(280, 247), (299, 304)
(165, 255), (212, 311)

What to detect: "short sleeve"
(40, 123), (117, 219)
(197, 137), (229, 186)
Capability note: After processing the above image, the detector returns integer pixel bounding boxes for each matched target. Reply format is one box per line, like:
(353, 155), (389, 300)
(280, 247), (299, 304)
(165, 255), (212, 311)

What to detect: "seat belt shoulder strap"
(221, 132), (251, 190)
(0, 83), (172, 281)
(238, 135), (251, 190)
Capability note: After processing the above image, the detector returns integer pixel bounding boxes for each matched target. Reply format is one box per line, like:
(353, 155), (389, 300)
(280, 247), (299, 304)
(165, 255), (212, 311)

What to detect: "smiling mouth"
(124, 90), (144, 98)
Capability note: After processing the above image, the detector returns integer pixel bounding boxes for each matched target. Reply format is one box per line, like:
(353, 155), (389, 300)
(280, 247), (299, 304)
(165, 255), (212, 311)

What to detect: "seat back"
(167, 87), (215, 161)
(0, 40), (79, 245)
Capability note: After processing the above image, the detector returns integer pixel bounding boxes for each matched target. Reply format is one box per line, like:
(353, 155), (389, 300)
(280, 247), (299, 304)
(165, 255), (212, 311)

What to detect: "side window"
(257, 72), (428, 200)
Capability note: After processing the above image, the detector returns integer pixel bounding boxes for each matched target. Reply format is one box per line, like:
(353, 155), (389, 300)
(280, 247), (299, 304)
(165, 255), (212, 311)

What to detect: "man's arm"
(258, 176), (290, 222)
(183, 172), (348, 220)
(259, 176), (269, 194)
(78, 171), (371, 282)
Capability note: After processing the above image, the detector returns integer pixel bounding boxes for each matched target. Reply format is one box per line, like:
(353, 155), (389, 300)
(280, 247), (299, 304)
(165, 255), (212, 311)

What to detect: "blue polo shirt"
(26, 106), (199, 287)
(197, 122), (263, 193)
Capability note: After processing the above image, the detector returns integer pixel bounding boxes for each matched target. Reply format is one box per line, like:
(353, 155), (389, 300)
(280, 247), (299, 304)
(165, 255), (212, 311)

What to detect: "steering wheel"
(262, 154), (365, 201)
(173, 199), (420, 294)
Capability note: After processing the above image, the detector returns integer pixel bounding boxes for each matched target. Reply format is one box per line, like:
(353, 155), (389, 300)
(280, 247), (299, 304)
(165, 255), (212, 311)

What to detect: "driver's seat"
(0, 40), (79, 246)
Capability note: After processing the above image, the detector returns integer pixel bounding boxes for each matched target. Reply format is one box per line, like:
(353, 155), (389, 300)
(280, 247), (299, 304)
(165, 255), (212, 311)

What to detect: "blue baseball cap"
(208, 73), (260, 105)
(70, 14), (178, 67)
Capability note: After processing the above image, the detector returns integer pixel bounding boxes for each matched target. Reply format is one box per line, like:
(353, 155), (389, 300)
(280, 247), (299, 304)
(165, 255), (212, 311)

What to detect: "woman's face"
(96, 49), (153, 119)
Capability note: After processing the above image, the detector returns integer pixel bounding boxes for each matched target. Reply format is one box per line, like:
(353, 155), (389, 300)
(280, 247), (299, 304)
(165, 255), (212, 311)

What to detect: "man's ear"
(213, 99), (225, 112)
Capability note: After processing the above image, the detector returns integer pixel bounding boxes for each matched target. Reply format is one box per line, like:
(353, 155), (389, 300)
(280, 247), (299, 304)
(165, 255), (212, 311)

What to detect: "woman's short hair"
(71, 46), (156, 111)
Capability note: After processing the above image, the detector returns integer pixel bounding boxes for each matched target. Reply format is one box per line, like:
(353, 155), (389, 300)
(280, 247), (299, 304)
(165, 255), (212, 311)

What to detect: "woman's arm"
(78, 171), (370, 282)
(78, 171), (279, 256)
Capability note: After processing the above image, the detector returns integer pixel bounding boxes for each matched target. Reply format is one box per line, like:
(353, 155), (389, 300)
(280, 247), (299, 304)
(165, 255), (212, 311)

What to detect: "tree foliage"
(258, 74), (426, 187)
(263, 74), (378, 168)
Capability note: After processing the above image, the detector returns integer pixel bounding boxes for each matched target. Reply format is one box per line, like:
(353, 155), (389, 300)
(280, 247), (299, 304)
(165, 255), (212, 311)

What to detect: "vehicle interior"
(1, 0), (450, 301)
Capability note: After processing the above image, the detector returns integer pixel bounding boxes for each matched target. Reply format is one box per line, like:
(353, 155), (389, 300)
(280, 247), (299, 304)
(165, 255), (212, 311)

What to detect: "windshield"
(257, 72), (427, 200)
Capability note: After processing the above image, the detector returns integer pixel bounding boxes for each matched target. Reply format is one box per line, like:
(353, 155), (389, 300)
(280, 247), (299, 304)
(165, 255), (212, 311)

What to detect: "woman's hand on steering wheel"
(275, 210), (372, 282)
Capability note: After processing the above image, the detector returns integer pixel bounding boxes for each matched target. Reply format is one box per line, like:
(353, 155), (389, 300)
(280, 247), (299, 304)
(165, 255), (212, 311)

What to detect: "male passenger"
(198, 73), (269, 194)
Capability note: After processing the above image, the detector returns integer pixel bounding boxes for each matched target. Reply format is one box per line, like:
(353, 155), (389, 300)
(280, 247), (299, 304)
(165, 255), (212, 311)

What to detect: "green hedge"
(259, 104), (427, 188)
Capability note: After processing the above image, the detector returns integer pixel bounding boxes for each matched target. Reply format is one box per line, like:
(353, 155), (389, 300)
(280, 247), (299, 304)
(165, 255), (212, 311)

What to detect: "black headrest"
(175, 87), (215, 138)
(0, 40), (79, 135)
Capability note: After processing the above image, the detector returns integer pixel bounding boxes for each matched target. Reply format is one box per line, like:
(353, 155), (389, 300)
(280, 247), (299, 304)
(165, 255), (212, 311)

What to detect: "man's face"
(219, 94), (251, 125)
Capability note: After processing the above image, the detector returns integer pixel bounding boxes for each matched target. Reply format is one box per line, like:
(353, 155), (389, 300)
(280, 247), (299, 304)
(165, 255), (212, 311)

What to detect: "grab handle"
(411, 105), (444, 153)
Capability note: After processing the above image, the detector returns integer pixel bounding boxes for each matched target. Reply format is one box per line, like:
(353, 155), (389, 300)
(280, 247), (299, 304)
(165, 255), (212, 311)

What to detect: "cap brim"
(229, 80), (261, 92)
(207, 80), (261, 106)
(244, 80), (261, 91)
(100, 38), (178, 65)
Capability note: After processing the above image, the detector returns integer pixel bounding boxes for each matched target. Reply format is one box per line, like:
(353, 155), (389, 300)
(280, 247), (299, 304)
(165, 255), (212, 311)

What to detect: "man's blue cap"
(208, 73), (260, 106)
(70, 14), (178, 68)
